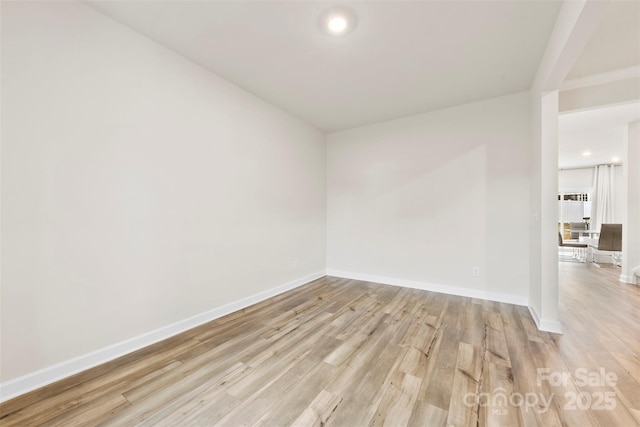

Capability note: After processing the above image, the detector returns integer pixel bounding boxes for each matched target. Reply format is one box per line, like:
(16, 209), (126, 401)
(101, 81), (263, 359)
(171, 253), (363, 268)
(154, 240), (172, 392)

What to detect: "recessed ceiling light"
(320, 7), (356, 36)
(611, 157), (620, 162)
(327, 15), (348, 34)
(582, 151), (592, 157)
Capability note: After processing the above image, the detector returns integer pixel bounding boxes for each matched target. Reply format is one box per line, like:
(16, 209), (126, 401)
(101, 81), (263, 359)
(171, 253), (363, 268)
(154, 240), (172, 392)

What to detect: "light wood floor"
(1, 265), (639, 426)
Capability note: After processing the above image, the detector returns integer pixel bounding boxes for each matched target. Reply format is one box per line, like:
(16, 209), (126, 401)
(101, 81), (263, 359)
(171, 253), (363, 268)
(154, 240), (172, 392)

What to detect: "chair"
(569, 222), (586, 240)
(589, 224), (622, 266)
(558, 231), (588, 262)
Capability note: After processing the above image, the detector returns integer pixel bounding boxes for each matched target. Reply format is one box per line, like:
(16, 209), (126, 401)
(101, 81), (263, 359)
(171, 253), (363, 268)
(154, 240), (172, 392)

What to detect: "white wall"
(558, 167), (594, 190)
(1, 1), (326, 384)
(327, 92), (531, 303)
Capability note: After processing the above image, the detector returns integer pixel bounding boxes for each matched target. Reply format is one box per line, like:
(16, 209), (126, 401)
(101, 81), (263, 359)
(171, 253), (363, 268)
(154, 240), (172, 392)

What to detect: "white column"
(540, 91), (561, 331)
(528, 90), (562, 334)
(620, 121), (640, 284)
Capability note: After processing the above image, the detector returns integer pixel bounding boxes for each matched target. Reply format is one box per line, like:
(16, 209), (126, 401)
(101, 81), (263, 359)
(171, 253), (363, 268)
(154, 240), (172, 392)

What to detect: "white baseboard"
(528, 305), (563, 334)
(0, 271), (325, 403)
(619, 274), (639, 285)
(326, 269), (528, 306)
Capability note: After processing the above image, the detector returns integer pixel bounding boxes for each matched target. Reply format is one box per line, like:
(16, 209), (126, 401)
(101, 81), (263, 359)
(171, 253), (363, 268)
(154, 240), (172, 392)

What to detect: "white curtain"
(591, 165), (615, 232)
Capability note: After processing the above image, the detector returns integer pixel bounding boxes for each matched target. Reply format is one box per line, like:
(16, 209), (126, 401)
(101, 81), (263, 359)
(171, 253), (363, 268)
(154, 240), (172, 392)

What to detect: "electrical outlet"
(472, 267), (480, 277)
(292, 259), (298, 270)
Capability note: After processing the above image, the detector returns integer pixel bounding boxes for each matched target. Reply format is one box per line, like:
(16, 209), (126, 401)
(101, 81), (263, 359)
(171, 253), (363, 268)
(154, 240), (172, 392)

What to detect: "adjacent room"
(1, 1), (639, 426)
(557, 102), (637, 266)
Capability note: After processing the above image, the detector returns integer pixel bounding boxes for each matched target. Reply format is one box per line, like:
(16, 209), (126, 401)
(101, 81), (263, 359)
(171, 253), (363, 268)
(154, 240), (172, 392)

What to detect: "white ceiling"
(559, 102), (640, 169)
(566, 1), (640, 80)
(87, 0), (562, 132)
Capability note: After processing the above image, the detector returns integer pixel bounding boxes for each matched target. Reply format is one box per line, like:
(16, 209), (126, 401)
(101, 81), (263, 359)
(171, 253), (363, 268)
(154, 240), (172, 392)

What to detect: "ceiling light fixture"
(320, 7), (356, 36)
(582, 151), (592, 157)
(327, 15), (348, 34)
(611, 157), (620, 162)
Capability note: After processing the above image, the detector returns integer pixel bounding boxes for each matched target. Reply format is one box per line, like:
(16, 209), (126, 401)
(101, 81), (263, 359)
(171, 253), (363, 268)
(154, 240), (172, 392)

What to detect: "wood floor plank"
(39, 392), (129, 427)
(289, 389), (343, 427)
(446, 341), (483, 427)
(416, 295), (464, 412)
(149, 370), (243, 426)
(479, 362), (520, 427)
(250, 362), (339, 427)
(409, 402), (448, 426)
(324, 328), (411, 426)
(368, 371), (422, 427)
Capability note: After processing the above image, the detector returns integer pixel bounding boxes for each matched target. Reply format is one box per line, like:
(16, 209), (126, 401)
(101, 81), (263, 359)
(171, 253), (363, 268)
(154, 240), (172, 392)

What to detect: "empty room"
(1, 1), (639, 426)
